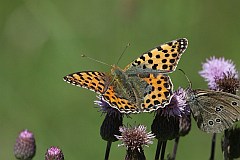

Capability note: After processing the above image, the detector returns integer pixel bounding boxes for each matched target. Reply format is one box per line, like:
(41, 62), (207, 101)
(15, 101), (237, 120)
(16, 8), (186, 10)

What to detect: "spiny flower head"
(152, 88), (191, 140)
(216, 72), (239, 94)
(45, 146), (64, 160)
(95, 96), (123, 142)
(199, 57), (238, 90)
(160, 87), (190, 117)
(115, 125), (155, 150)
(14, 129), (36, 160)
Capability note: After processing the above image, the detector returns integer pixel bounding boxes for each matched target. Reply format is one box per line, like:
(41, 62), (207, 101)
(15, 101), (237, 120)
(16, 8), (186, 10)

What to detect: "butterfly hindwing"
(189, 89), (240, 133)
(125, 38), (188, 74)
(102, 86), (139, 113)
(141, 74), (173, 112)
(63, 71), (110, 94)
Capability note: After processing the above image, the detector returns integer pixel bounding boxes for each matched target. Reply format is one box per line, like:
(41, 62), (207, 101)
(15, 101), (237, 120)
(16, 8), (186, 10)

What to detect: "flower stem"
(105, 141), (112, 160)
(161, 141), (167, 160)
(155, 140), (162, 160)
(209, 133), (216, 160)
(171, 137), (180, 160)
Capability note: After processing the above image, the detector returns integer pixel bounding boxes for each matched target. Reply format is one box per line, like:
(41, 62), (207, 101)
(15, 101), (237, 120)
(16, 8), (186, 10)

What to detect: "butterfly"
(187, 89), (240, 133)
(63, 38), (188, 114)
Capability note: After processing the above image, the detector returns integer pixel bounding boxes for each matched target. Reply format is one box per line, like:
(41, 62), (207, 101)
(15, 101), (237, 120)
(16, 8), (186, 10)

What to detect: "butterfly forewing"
(63, 71), (110, 94)
(125, 38), (188, 74)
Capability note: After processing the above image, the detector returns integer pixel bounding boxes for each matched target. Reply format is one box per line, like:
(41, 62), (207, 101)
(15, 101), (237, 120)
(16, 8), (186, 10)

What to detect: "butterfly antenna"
(178, 69), (192, 89)
(104, 43), (130, 95)
(81, 54), (112, 67)
(116, 43), (131, 65)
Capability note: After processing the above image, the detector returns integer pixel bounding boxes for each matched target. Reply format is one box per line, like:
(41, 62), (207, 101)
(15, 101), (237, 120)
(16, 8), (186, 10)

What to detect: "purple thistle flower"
(95, 96), (123, 159)
(216, 72), (239, 94)
(199, 57), (238, 90)
(116, 125), (155, 149)
(95, 96), (123, 142)
(45, 146), (64, 160)
(116, 125), (154, 160)
(14, 129), (36, 160)
(151, 87), (191, 139)
(160, 87), (190, 118)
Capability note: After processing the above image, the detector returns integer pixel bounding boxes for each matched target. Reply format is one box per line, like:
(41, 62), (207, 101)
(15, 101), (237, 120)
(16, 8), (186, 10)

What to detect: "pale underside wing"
(188, 89), (240, 133)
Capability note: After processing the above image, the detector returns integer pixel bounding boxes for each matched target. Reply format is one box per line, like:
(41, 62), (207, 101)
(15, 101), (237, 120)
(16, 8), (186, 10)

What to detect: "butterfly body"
(64, 38), (188, 114)
(187, 89), (240, 133)
(110, 65), (144, 108)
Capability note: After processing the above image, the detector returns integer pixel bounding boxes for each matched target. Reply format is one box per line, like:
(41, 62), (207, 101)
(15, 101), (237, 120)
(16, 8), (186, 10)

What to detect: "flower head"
(160, 87), (190, 117)
(100, 112), (123, 142)
(45, 146), (64, 160)
(199, 57), (238, 90)
(152, 88), (191, 140)
(95, 96), (123, 142)
(95, 96), (124, 159)
(14, 129), (36, 160)
(116, 125), (155, 150)
(216, 72), (239, 94)
(116, 125), (154, 160)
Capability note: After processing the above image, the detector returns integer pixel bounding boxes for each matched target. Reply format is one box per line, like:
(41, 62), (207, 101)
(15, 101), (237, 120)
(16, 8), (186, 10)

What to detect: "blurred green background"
(0, 0), (240, 159)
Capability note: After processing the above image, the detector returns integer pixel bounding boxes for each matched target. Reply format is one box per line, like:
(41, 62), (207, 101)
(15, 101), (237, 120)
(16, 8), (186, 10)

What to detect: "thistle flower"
(116, 125), (155, 149)
(151, 88), (191, 160)
(100, 112), (123, 142)
(95, 96), (123, 142)
(95, 96), (123, 160)
(215, 72), (239, 94)
(45, 146), (64, 160)
(152, 87), (191, 140)
(199, 57), (238, 90)
(116, 125), (155, 160)
(14, 129), (36, 160)
(160, 87), (190, 118)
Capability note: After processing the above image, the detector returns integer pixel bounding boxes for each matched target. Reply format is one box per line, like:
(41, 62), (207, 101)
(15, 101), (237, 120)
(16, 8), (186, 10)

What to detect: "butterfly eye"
(231, 101), (238, 106)
(208, 120), (214, 126)
(215, 118), (221, 123)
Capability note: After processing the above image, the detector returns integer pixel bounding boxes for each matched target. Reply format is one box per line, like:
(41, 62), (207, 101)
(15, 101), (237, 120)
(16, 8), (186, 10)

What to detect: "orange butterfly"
(64, 38), (188, 114)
